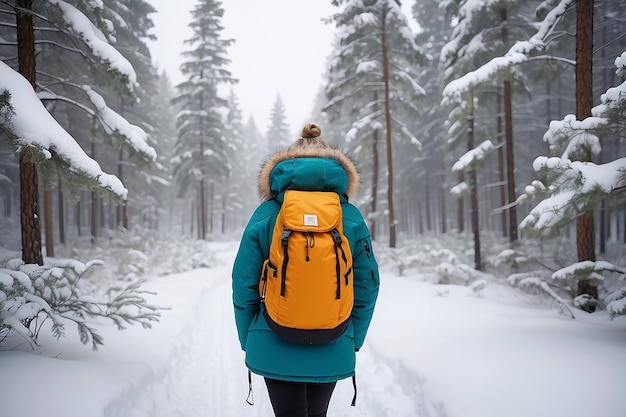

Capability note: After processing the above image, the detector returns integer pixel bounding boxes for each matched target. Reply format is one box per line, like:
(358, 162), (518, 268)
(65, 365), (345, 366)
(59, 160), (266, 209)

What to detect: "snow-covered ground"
(2, 240), (626, 417)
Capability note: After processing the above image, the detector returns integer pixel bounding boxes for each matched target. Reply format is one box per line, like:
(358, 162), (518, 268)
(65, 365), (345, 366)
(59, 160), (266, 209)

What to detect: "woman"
(232, 123), (379, 417)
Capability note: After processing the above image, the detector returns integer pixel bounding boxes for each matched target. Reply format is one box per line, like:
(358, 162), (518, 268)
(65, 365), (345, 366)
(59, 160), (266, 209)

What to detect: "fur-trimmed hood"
(258, 146), (360, 201)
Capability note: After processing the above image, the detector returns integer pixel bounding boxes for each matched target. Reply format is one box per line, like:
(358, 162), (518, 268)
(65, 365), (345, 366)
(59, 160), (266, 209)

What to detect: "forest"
(1, 0), (625, 349)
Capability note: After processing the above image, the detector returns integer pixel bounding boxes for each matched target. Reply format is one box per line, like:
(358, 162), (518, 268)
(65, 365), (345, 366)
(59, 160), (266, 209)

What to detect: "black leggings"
(264, 378), (337, 417)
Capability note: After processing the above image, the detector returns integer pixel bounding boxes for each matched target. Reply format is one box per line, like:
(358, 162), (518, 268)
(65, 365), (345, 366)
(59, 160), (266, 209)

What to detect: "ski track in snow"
(140, 242), (430, 417)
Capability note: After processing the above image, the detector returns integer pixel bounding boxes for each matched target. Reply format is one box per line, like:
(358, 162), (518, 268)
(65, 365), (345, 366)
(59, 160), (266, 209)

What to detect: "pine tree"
(172, 0), (236, 240)
(326, 0), (425, 247)
(266, 94), (291, 149)
(440, 0), (538, 252)
(223, 89), (248, 233)
(411, 0), (454, 234)
(0, 1), (150, 263)
(101, 0), (161, 232)
(0, 0), (157, 260)
(519, 2), (626, 314)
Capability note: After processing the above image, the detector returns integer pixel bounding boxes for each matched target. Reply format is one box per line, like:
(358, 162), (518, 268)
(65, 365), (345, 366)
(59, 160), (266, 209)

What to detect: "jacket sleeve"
(232, 202), (277, 350)
(344, 205), (380, 350)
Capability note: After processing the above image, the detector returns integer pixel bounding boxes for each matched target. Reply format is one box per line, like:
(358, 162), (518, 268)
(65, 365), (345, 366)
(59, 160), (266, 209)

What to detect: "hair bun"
(301, 123), (321, 139)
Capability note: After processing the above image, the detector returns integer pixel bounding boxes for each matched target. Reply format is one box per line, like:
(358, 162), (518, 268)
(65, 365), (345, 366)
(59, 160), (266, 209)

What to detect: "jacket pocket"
(361, 238), (379, 286)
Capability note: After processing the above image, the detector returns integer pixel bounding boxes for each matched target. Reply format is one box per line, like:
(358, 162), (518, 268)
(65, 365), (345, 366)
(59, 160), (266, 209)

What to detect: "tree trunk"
(370, 121), (379, 241)
(440, 184), (447, 234)
(116, 149), (128, 229)
(425, 182), (432, 232)
(501, 8), (518, 242)
(496, 87), (507, 237)
(457, 171), (464, 232)
(381, 9), (396, 248)
(504, 79), (517, 242)
(468, 89), (481, 270)
(43, 189), (54, 257)
(90, 137), (98, 244)
(598, 20), (608, 255)
(17, 0), (43, 265)
(575, 0), (597, 310)
(76, 200), (82, 236)
(58, 180), (65, 244)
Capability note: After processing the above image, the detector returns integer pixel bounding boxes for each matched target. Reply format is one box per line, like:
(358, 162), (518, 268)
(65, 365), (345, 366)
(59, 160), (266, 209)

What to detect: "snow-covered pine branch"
(551, 260), (626, 284)
(520, 51), (626, 235)
(46, 0), (137, 91)
(507, 272), (576, 318)
(550, 260), (626, 315)
(451, 140), (496, 172)
(442, 0), (575, 104)
(450, 181), (469, 197)
(36, 85), (156, 165)
(0, 61), (127, 199)
(82, 86), (156, 163)
(606, 286), (626, 318)
(0, 257), (162, 351)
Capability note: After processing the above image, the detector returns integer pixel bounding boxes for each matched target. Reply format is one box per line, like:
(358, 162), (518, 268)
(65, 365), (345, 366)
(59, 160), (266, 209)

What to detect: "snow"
(2, 240), (625, 417)
(0, 61), (128, 199)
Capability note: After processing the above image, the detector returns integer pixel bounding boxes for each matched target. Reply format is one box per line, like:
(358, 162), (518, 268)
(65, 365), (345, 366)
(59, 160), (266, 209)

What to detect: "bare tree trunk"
(370, 124), (379, 241)
(504, 79), (517, 242)
(57, 180), (65, 244)
(76, 200), (82, 237)
(116, 149), (128, 230)
(501, 7), (518, 242)
(440, 184), (447, 234)
(221, 189), (226, 234)
(17, 0), (43, 265)
(43, 189), (54, 257)
(457, 171), (464, 232)
(209, 181), (214, 235)
(468, 89), (481, 270)
(575, 0), (598, 311)
(425, 182), (432, 232)
(381, 9), (396, 248)
(496, 87), (507, 237)
(598, 20), (608, 255)
(90, 134), (98, 244)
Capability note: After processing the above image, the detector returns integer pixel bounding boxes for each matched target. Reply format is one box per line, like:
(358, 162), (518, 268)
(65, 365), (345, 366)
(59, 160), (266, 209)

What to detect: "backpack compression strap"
(331, 229), (342, 299)
(280, 229), (291, 296)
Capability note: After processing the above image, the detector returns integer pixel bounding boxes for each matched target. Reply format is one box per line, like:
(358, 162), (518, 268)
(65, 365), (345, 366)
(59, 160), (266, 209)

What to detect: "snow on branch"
(0, 257), (162, 350)
(451, 140), (495, 172)
(508, 272), (576, 318)
(46, 0), (137, 89)
(606, 287), (626, 317)
(442, 0), (575, 104)
(450, 181), (468, 197)
(552, 260), (626, 283)
(543, 115), (602, 160)
(82, 86), (156, 162)
(520, 51), (626, 234)
(0, 61), (127, 199)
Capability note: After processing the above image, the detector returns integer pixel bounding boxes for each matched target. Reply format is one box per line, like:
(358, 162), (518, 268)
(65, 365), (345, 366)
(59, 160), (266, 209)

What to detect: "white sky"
(147, 0), (338, 135)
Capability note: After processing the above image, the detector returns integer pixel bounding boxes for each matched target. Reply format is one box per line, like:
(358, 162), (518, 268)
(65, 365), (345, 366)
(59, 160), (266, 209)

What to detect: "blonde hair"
(289, 123), (330, 150)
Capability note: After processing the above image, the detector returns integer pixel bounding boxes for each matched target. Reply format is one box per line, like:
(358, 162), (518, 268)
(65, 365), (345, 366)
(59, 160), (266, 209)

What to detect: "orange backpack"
(260, 190), (354, 345)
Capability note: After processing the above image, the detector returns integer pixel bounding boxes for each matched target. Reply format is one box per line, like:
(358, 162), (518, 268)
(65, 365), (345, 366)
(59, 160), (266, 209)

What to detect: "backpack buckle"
(281, 229), (291, 246)
(331, 229), (342, 244)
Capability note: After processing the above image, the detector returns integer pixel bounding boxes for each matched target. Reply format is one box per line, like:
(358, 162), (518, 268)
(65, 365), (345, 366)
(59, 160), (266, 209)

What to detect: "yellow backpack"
(260, 189), (354, 345)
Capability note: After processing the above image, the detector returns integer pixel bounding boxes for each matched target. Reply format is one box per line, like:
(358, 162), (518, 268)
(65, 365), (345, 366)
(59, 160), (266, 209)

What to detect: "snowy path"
(150, 242), (430, 417)
(4, 240), (626, 417)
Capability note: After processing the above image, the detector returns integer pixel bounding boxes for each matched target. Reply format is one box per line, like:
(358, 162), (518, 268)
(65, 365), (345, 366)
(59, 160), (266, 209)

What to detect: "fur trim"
(258, 146), (360, 201)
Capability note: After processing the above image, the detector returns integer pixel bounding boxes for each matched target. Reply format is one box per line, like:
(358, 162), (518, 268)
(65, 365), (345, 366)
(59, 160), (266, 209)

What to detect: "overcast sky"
(147, 0), (338, 136)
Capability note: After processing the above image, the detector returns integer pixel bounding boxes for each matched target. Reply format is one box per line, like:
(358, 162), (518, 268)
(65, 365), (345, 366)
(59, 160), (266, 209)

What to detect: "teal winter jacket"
(232, 144), (380, 383)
